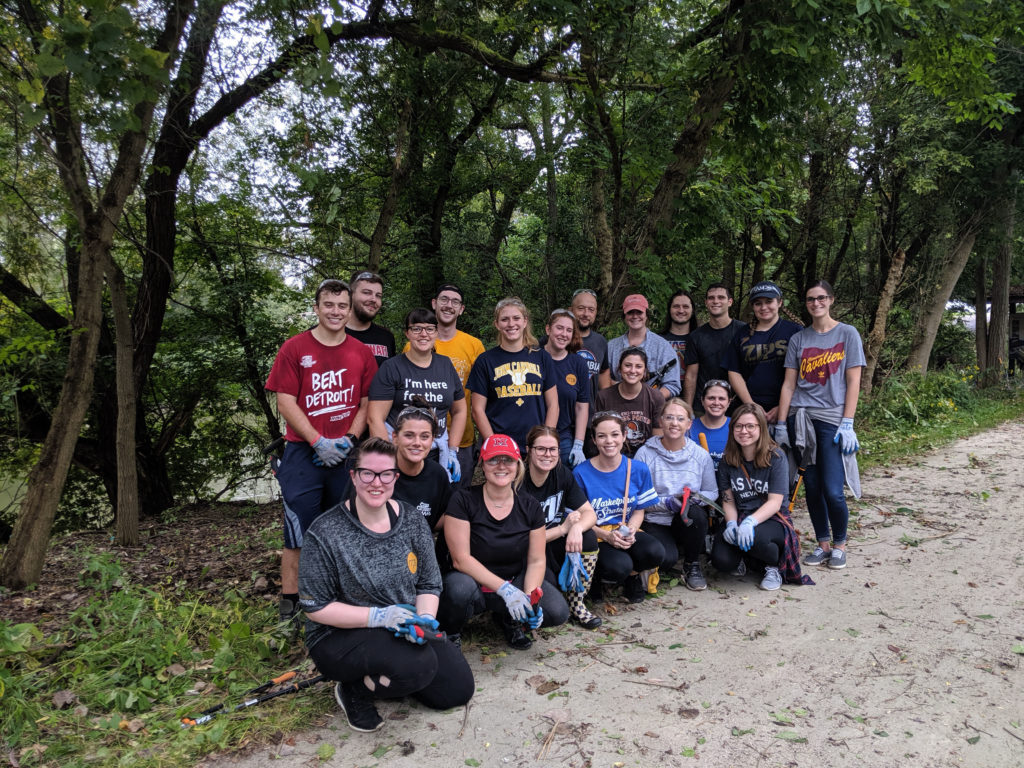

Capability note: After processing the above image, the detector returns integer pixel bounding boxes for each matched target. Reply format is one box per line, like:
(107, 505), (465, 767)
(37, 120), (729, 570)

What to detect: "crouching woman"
(299, 438), (473, 733)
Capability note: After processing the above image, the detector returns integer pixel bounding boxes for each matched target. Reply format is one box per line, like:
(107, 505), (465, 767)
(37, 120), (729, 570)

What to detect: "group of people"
(264, 273), (865, 732)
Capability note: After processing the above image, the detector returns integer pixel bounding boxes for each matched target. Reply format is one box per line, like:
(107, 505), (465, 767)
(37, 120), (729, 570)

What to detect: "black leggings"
(641, 504), (710, 568)
(308, 627), (474, 710)
(710, 518), (786, 573)
(596, 530), (665, 584)
(437, 572), (570, 634)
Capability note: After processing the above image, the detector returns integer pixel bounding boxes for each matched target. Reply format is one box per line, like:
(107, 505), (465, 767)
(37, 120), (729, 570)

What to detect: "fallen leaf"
(644, 731), (659, 738)
(966, 735), (981, 745)
(633, 666), (648, 674)
(52, 690), (77, 709)
(541, 709), (571, 723)
(166, 663), (187, 677)
(775, 730), (807, 743)
(526, 674), (547, 687)
(535, 680), (561, 695)
(678, 708), (700, 719)
(72, 705), (89, 718)
(887, 645), (902, 654)
(967, 582), (978, 588)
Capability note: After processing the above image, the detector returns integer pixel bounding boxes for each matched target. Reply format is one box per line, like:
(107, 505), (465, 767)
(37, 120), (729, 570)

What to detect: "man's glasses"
(353, 467), (399, 484)
(435, 296), (462, 307)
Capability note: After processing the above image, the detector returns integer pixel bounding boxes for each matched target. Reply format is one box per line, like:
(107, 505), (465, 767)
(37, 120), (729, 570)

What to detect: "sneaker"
(730, 559), (747, 577)
(623, 574), (645, 604)
(803, 546), (831, 566)
(759, 566), (782, 591)
(334, 681), (383, 732)
(278, 596), (299, 622)
(684, 562), (707, 591)
(448, 632), (462, 650)
(493, 613), (533, 650)
(828, 549), (847, 570)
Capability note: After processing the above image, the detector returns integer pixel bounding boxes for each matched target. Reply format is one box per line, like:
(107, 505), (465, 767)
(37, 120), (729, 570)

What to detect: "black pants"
(308, 627), (474, 710)
(641, 504), (709, 569)
(596, 530), (665, 584)
(710, 518), (786, 573)
(437, 571), (570, 634)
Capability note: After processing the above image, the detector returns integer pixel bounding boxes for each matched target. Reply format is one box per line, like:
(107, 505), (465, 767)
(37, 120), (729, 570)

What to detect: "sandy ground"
(205, 420), (1024, 768)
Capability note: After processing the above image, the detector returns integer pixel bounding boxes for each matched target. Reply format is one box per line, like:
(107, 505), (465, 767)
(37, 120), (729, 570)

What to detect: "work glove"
(526, 606), (544, 630)
(394, 613), (441, 644)
(311, 435), (349, 467)
(722, 519), (739, 545)
(435, 439), (462, 483)
(367, 603), (416, 632)
(568, 440), (586, 468)
(834, 418), (860, 454)
(497, 581), (533, 622)
(737, 517), (757, 552)
(558, 552), (588, 592)
(771, 422), (790, 450)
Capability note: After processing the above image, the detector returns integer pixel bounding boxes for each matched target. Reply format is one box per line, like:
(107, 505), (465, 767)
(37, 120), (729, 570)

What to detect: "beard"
(353, 303), (377, 323)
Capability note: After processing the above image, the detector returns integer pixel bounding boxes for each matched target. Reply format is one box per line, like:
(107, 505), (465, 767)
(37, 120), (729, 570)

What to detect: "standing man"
(660, 290), (698, 371)
(601, 294), (681, 398)
(431, 283), (485, 486)
(346, 270), (396, 367)
(266, 279), (378, 621)
(569, 288), (610, 400)
(683, 283), (749, 413)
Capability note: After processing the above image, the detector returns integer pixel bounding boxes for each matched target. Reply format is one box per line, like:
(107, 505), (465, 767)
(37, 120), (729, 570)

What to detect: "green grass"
(1, 553), (329, 768)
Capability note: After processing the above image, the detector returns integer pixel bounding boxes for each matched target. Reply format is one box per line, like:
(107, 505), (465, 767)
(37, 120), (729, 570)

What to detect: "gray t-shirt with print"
(784, 323), (865, 411)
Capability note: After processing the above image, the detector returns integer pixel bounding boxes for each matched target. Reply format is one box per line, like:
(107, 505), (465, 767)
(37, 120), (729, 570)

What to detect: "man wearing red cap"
(600, 294), (681, 399)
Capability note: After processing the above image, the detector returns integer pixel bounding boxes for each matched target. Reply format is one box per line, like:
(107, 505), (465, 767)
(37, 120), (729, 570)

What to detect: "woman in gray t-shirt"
(776, 280), (865, 572)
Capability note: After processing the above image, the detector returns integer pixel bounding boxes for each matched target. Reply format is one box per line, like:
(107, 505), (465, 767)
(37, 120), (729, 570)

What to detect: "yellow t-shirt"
(403, 330), (485, 448)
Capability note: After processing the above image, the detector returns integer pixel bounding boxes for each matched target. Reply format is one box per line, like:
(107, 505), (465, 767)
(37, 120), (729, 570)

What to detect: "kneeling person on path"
(299, 438), (473, 733)
(265, 279), (377, 621)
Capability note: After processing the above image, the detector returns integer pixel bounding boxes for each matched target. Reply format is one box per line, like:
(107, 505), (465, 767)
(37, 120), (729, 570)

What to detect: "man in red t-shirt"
(265, 279), (377, 621)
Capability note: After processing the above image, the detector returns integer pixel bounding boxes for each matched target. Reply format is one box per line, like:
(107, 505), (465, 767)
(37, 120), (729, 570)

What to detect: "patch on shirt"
(300, 355), (315, 368)
(407, 551), (418, 574)
(565, 373), (577, 386)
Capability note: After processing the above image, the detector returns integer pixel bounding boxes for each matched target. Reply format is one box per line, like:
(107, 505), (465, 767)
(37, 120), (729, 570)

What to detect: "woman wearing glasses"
(711, 404), (811, 591)
(634, 399), (717, 591)
(687, 380), (732, 470)
(573, 412), (664, 603)
(542, 309), (591, 467)
(299, 438), (473, 733)
(520, 426), (602, 628)
(467, 298), (558, 453)
(776, 280), (865, 571)
(439, 434), (569, 649)
(368, 308), (466, 481)
(593, 346), (665, 457)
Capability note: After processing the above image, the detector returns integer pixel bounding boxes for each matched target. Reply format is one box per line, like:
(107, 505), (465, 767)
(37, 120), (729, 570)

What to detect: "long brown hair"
(723, 403), (776, 469)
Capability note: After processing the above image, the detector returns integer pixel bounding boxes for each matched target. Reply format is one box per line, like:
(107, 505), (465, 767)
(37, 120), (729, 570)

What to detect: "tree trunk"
(368, 98), (414, 271)
(862, 247), (906, 394)
(974, 254), (988, 368)
(906, 212), (983, 374)
(540, 86), (559, 315)
(590, 166), (614, 319)
(982, 189), (1015, 386)
(106, 257), (140, 546)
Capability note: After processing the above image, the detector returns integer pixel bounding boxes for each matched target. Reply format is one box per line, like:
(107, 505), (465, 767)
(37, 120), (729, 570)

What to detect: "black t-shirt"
(520, 462), (589, 529)
(662, 331), (689, 372)
(446, 486), (544, 580)
(685, 319), (749, 399)
(723, 320), (803, 410)
(347, 323), (397, 367)
(716, 448), (788, 518)
(392, 460), (452, 530)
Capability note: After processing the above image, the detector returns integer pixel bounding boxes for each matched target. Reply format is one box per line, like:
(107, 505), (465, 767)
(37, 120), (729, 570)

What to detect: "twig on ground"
(536, 719), (558, 759)
(1003, 727), (1024, 743)
(882, 676), (916, 703)
(457, 703), (471, 739)
(964, 720), (994, 737)
(623, 679), (688, 691)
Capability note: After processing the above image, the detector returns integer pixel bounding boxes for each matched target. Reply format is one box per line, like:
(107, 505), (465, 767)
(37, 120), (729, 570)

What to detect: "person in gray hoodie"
(635, 399), (718, 591)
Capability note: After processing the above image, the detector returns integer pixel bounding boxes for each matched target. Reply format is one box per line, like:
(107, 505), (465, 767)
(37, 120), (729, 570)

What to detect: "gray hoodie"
(634, 435), (718, 526)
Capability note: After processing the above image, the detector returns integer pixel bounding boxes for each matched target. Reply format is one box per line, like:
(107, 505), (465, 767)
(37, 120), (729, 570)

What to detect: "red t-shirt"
(265, 331), (378, 441)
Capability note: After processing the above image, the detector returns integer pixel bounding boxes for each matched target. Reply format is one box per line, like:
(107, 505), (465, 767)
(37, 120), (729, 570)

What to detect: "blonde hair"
(660, 397), (693, 420)
(494, 297), (540, 350)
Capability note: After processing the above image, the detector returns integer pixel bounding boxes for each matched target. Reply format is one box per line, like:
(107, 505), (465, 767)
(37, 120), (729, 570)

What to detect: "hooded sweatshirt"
(634, 435), (718, 527)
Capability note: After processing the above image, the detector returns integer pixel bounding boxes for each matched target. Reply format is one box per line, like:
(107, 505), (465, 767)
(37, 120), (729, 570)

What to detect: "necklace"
(483, 488), (514, 509)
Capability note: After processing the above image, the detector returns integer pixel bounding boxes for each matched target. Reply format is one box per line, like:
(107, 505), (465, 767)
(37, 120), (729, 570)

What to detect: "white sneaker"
(759, 566), (782, 591)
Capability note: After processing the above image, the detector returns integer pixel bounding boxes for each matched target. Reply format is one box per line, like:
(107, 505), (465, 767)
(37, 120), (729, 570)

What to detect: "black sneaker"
(278, 596), (299, 622)
(623, 574), (645, 604)
(493, 613), (533, 650)
(684, 561), (707, 591)
(334, 681), (383, 732)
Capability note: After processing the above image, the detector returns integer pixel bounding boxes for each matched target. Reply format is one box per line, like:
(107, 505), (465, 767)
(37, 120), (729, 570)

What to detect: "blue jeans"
(794, 418), (849, 546)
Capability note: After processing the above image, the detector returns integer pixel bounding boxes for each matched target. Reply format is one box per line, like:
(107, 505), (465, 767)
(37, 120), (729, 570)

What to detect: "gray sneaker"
(684, 561), (707, 591)
(759, 566), (782, 591)
(803, 546), (831, 566)
(828, 549), (847, 570)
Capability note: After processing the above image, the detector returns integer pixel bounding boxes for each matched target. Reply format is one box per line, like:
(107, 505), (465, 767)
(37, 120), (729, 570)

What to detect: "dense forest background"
(1, 0), (1023, 587)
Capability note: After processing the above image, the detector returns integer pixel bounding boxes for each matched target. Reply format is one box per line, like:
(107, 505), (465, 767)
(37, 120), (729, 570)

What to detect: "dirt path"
(205, 421), (1024, 768)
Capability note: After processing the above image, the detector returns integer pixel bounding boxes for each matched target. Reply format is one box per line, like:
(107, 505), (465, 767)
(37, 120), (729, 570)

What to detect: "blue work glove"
(737, 517), (757, 552)
(497, 581), (533, 622)
(663, 495), (683, 515)
(722, 519), (739, 545)
(568, 440), (586, 468)
(367, 603), (416, 632)
(526, 606), (544, 630)
(311, 435), (349, 467)
(445, 446), (461, 483)
(394, 613), (440, 644)
(834, 418), (860, 454)
(558, 552), (587, 592)
(771, 422), (790, 449)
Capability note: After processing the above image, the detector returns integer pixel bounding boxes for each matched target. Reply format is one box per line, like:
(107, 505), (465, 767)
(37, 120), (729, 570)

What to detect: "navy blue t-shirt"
(724, 320), (803, 411)
(545, 350), (590, 442)
(467, 346), (556, 450)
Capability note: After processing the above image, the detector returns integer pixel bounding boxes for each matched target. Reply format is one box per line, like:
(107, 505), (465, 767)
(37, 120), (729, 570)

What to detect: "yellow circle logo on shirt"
(566, 374), (577, 385)
(407, 551), (418, 574)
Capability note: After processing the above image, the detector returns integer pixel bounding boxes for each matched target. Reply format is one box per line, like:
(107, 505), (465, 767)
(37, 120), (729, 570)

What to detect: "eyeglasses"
(733, 423), (760, 432)
(484, 455), (516, 466)
(529, 445), (559, 456)
(407, 325), (437, 335)
(806, 294), (831, 304)
(435, 296), (462, 307)
(661, 414), (689, 423)
(353, 467), (399, 484)
(572, 288), (597, 298)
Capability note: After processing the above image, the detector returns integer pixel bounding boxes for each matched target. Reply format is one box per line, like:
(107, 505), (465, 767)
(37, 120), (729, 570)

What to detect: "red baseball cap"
(622, 294), (649, 314)
(480, 434), (521, 461)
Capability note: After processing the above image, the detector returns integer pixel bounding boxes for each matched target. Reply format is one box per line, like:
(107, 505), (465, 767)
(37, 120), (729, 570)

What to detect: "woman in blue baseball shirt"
(573, 412), (664, 603)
